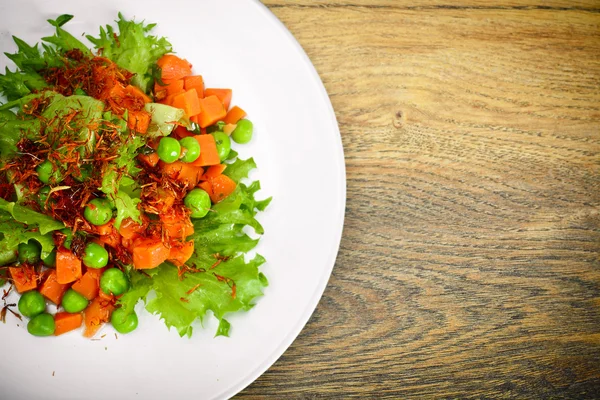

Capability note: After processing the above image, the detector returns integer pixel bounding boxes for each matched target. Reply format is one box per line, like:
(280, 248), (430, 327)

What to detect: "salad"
(0, 14), (270, 338)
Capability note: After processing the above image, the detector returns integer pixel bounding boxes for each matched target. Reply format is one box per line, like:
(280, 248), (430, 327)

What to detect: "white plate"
(0, 1), (345, 399)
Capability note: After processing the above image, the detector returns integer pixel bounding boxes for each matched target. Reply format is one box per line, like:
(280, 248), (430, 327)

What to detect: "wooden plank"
(263, 1), (600, 9)
(239, 3), (600, 398)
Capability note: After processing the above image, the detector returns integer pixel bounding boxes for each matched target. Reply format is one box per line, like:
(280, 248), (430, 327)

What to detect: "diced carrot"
(97, 289), (115, 302)
(198, 181), (214, 200)
(223, 123), (237, 136)
(204, 88), (232, 110)
(83, 295), (115, 338)
(95, 220), (115, 236)
(132, 238), (171, 270)
(203, 164), (227, 179)
(160, 160), (204, 187)
(56, 247), (82, 285)
(121, 235), (139, 253)
(191, 135), (221, 167)
(119, 217), (148, 240)
(155, 188), (176, 213)
(109, 83), (127, 99)
(223, 105), (247, 124)
(147, 138), (160, 150)
(161, 213), (194, 240)
(171, 89), (201, 117)
(54, 312), (84, 336)
(167, 240), (195, 267)
(157, 54), (192, 80)
(160, 91), (185, 106)
(124, 84), (152, 103)
(8, 265), (38, 293)
(138, 152), (160, 168)
(183, 75), (205, 98)
(127, 110), (151, 134)
(197, 95), (227, 128)
(154, 89), (167, 102)
(96, 222), (121, 249)
(154, 78), (185, 97)
(38, 269), (53, 285)
(97, 231), (121, 249)
(71, 269), (103, 301)
(172, 125), (195, 139)
(209, 174), (237, 204)
(39, 270), (70, 304)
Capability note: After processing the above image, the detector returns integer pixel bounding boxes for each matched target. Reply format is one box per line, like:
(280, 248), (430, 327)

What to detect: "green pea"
(100, 268), (129, 296)
(84, 198), (113, 226)
(231, 119), (253, 144)
(74, 88), (87, 96)
(18, 291), (46, 318)
(42, 249), (57, 268)
(157, 137), (181, 163)
(184, 188), (211, 218)
(36, 160), (54, 184)
(111, 308), (139, 334)
(0, 248), (17, 266)
(61, 289), (89, 313)
(27, 312), (55, 336)
(212, 131), (231, 161)
(36, 160), (62, 184)
(179, 136), (201, 163)
(82, 242), (109, 269)
(18, 240), (41, 264)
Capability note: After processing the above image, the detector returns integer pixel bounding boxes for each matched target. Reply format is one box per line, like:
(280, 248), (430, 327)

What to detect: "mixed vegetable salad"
(0, 14), (270, 338)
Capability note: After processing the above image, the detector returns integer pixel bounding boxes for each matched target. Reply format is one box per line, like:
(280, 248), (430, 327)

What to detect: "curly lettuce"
(0, 15), (91, 102)
(120, 156), (271, 337)
(86, 12), (172, 93)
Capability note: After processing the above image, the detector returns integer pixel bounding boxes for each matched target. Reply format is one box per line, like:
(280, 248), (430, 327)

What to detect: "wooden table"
(239, 1), (600, 398)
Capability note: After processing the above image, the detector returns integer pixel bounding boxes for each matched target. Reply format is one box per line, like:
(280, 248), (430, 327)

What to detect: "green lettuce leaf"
(0, 210), (57, 262)
(0, 67), (47, 101)
(0, 93), (41, 112)
(42, 14), (91, 56)
(42, 94), (104, 154)
(0, 110), (25, 161)
(216, 318), (231, 337)
(99, 134), (145, 229)
(223, 157), (257, 183)
(1, 92), (104, 160)
(1, 36), (50, 101)
(86, 13), (172, 93)
(113, 190), (141, 230)
(142, 154), (270, 337)
(100, 131), (144, 195)
(145, 254), (267, 337)
(0, 15), (89, 102)
(144, 103), (184, 137)
(115, 133), (145, 176)
(0, 198), (64, 235)
(117, 268), (153, 314)
(100, 173), (142, 230)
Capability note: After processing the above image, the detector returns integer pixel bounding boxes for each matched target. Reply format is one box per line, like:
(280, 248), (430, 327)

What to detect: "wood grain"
(238, 1), (600, 398)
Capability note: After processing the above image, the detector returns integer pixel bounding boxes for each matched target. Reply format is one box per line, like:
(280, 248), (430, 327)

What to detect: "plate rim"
(219, 2), (347, 398)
